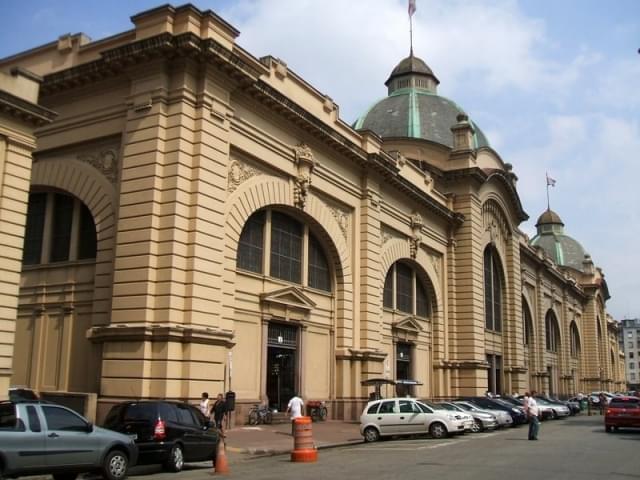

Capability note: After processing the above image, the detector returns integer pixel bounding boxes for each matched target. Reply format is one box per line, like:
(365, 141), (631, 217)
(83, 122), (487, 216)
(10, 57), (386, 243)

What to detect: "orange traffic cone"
(214, 437), (230, 475)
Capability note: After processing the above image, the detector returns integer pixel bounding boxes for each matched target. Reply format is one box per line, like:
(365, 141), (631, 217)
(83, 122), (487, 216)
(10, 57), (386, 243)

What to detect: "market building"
(0, 4), (625, 421)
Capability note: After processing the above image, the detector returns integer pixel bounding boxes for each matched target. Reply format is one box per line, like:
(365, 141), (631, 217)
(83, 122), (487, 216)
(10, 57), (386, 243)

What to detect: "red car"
(605, 396), (640, 432)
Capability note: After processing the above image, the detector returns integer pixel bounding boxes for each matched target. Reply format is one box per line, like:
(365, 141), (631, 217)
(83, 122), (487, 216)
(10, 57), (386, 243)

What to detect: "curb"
(228, 439), (364, 456)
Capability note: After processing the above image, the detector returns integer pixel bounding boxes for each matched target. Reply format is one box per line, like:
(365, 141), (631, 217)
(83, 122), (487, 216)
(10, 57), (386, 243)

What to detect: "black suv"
(103, 401), (218, 472)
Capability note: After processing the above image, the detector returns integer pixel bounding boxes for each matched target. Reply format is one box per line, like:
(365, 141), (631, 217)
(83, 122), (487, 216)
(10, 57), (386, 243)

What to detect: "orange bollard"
(291, 416), (318, 462)
(213, 437), (230, 475)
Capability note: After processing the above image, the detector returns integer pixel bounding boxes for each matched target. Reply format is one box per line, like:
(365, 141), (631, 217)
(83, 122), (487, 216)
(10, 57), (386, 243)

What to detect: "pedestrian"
(199, 392), (210, 416)
(212, 393), (227, 436)
(599, 393), (606, 415)
(528, 390), (540, 440)
(286, 392), (304, 435)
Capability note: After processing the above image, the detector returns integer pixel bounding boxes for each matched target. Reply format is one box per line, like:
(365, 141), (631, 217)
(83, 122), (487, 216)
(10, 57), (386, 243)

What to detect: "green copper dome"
(353, 54), (489, 149)
(530, 209), (588, 272)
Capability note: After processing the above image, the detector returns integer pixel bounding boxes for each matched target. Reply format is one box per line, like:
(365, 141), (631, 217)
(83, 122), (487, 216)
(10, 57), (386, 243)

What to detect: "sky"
(1, 0), (639, 319)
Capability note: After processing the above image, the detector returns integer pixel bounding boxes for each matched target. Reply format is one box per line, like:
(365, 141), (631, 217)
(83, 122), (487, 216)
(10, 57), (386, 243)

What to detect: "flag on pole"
(546, 172), (556, 187)
(408, 0), (416, 17)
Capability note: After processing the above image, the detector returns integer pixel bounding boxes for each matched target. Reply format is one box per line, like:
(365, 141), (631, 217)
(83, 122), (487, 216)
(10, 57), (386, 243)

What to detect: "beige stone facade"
(0, 4), (625, 420)
(0, 67), (55, 400)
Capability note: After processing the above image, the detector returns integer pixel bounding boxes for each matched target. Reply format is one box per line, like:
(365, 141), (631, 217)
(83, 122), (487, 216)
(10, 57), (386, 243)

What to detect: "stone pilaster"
(0, 69), (54, 399)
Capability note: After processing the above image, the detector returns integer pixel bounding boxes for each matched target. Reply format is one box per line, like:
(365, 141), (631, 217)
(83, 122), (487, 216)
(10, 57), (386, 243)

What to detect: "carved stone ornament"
(77, 148), (119, 184)
(409, 212), (423, 258)
(293, 143), (316, 209)
(329, 205), (349, 239)
(228, 159), (261, 193)
(430, 254), (441, 277)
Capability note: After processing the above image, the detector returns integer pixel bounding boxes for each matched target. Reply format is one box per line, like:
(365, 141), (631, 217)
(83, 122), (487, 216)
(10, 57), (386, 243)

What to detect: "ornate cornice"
(0, 90), (56, 127)
(87, 323), (235, 347)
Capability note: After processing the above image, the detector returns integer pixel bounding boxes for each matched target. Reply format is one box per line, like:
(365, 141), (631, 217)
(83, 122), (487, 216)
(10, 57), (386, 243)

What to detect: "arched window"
(523, 297), (534, 347)
(484, 246), (502, 332)
(570, 322), (581, 358)
(23, 190), (97, 265)
(382, 261), (431, 318)
(545, 310), (560, 353)
(236, 209), (332, 292)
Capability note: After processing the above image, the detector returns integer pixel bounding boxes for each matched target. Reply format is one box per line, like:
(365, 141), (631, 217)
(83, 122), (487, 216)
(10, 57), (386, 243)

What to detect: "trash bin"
(580, 399), (588, 411)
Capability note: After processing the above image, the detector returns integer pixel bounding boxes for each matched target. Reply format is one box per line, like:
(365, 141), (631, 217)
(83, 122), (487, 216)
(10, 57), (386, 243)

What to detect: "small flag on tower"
(546, 172), (556, 187)
(408, 0), (416, 17)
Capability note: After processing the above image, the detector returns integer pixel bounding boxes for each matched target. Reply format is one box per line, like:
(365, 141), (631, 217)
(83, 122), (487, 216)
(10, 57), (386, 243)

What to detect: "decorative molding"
(328, 205), (349, 239)
(228, 159), (261, 193)
(430, 254), (441, 278)
(381, 227), (401, 246)
(76, 145), (120, 184)
(409, 212), (423, 259)
(292, 143), (316, 209)
(482, 199), (511, 248)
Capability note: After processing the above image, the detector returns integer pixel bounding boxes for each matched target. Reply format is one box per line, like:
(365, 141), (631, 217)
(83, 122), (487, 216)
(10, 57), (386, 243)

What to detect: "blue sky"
(2, 0), (639, 319)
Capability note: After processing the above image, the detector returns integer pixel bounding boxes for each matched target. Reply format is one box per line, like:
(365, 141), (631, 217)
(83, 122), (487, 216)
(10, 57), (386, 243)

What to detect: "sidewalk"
(223, 420), (363, 456)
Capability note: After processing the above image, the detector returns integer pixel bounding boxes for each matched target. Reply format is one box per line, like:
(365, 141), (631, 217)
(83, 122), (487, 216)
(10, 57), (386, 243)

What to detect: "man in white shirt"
(528, 391), (540, 440)
(286, 393), (304, 434)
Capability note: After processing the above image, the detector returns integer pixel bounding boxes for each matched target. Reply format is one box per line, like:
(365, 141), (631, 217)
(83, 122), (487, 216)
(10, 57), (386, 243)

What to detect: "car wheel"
(164, 444), (184, 472)
(102, 450), (129, 480)
(429, 422), (448, 439)
(471, 419), (482, 433)
(363, 426), (380, 442)
(53, 474), (77, 480)
(605, 425), (612, 432)
(552, 410), (558, 420)
(613, 426), (619, 432)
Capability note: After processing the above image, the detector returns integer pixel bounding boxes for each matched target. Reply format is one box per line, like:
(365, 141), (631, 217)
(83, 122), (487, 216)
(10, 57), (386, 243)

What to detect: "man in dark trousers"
(527, 390), (540, 440)
(212, 393), (227, 437)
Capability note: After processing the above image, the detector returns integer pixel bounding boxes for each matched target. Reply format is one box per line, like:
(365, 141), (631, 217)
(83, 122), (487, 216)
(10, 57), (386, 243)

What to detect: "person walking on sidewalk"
(199, 392), (211, 416)
(212, 393), (228, 436)
(286, 393), (304, 435)
(527, 390), (540, 440)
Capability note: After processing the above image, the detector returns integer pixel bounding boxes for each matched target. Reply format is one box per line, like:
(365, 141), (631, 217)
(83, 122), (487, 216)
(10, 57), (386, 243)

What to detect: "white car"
(453, 401), (513, 428)
(360, 397), (467, 441)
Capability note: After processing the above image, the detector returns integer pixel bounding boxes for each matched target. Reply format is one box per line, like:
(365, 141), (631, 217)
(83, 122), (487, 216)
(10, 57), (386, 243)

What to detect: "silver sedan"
(453, 401), (513, 428)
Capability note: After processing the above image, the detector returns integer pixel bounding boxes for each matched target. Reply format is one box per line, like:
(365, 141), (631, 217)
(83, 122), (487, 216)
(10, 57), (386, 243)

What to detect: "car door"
(174, 403), (208, 461)
(403, 400), (427, 434)
(187, 405), (217, 461)
(0, 403), (47, 472)
(42, 405), (99, 468)
(374, 400), (402, 435)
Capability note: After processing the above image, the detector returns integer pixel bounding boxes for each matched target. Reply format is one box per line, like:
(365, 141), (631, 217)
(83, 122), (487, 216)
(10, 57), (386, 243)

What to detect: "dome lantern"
(384, 54), (440, 95)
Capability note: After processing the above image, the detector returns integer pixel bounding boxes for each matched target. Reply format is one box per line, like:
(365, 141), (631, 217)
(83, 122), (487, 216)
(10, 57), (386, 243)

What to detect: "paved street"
(133, 415), (640, 480)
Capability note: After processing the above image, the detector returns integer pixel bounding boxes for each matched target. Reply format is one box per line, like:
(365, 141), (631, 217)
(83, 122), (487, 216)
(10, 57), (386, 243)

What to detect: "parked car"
(0, 400), (136, 480)
(461, 397), (527, 425)
(511, 395), (554, 421)
(103, 401), (219, 472)
(535, 397), (570, 419)
(436, 402), (497, 432)
(359, 397), (467, 441)
(452, 401), (513, 428)
(605, 396), (640, 433)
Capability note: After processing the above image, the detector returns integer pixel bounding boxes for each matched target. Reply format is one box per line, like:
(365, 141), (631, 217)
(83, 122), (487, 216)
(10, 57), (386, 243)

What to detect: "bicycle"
(248, 404), (273, 425)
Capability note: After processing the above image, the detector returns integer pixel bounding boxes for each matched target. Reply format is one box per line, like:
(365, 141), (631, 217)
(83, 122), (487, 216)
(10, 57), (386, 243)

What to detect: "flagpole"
(409, 12), (414, 56)
(546, 182), (550, 210)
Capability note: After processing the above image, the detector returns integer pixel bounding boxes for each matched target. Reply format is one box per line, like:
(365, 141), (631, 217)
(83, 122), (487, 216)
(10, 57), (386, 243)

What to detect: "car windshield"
(492, 399), (514, 408)
(418, 400), (438, 410)
(610, 399), (640, 409)
(454, 402), (473, 411)
(436, 403), (458, 411)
